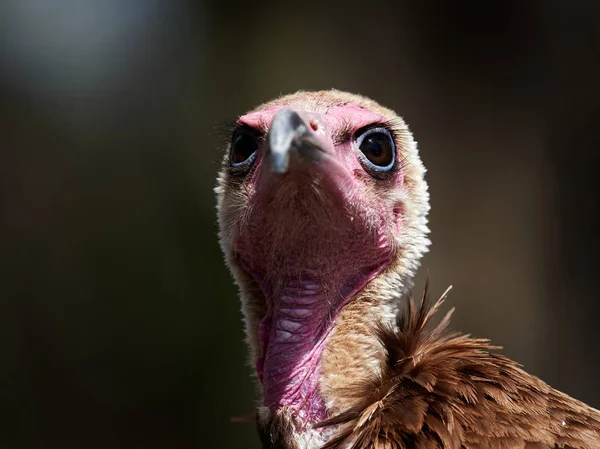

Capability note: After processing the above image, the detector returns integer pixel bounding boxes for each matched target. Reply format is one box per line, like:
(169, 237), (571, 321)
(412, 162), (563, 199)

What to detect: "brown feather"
(258, 408), (302, 449)
(317, 282), (600, 449)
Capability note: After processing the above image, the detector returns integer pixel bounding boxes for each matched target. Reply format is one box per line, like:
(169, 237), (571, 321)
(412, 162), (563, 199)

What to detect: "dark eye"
(356, 127), (395, 172)
(230, 128), (259, 167)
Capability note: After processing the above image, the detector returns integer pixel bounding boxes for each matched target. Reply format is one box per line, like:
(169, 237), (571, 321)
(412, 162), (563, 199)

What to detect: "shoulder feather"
(317, 282), (600, 449)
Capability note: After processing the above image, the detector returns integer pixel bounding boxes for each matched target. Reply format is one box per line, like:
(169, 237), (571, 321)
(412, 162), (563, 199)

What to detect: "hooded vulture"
(215, 90), (600, 449)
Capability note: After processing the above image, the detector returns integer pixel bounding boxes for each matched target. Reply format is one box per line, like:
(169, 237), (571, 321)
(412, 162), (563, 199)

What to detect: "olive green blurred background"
(1, 1), (599, 448)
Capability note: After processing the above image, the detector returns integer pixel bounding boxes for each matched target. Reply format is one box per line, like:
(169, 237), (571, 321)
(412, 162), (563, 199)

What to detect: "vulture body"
(215, 90), (600, 449)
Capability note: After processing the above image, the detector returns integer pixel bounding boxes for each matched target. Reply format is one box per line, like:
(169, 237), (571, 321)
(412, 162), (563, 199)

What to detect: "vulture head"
(216, 90), (429, 445)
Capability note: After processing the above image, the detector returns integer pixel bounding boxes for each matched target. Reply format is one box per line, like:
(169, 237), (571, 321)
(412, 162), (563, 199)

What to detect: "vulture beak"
(266, 108), (328, 174)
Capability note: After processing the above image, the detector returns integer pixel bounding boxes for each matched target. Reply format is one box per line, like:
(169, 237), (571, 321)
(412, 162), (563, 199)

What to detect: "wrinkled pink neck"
(258, 279), (330, 423)
(249, 257), (390, 428)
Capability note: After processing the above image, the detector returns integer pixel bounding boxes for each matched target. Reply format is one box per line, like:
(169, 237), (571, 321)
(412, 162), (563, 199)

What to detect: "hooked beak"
(266, 108), (327, 174)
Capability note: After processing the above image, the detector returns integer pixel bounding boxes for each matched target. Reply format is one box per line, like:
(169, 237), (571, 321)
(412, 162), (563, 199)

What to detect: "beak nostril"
(267, 109), (328, 173)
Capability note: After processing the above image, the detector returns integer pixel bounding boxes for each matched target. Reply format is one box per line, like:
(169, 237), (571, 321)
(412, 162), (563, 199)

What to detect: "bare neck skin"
(236, 258), (407, 446)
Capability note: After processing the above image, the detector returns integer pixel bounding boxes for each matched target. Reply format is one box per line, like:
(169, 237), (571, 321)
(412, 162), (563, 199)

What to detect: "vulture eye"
(356, 127), (395, 172)
(230, 128), (259, 168)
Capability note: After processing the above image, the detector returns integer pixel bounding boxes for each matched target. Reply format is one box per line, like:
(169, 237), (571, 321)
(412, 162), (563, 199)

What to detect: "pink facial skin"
(233, 104), (404, 427)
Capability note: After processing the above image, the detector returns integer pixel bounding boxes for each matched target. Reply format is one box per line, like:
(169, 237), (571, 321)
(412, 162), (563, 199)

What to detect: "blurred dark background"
(1, 1), (599, 448)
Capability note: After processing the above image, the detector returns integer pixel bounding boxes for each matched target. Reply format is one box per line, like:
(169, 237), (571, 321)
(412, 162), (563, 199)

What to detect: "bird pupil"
(366, 137), (383, 157)
(232, 132), (258, 164)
